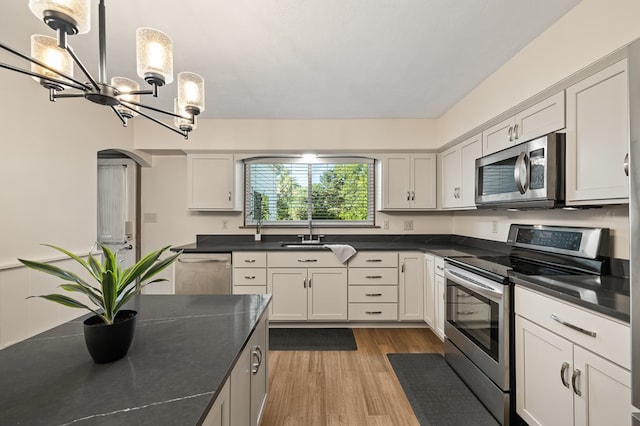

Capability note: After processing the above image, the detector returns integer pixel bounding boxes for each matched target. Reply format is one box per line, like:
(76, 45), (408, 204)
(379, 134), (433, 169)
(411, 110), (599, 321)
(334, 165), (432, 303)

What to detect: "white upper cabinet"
(482, 91), (565, 155)
(440, 133), (482, 209)
(565, 59), (629, 205)
(381, 154), (437, 210)
(186, 154), (242, 210)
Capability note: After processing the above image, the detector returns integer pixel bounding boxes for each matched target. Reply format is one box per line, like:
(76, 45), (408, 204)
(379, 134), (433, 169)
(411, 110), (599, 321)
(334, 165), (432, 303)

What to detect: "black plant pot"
(83, 310), (137, 363)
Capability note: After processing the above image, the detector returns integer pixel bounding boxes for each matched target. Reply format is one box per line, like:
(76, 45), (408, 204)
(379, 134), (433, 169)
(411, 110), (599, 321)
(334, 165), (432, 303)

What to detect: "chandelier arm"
(110, 106), (127, 126)
(52, 93), (85, 98)
(120, 103), (189, 139)
(65, 45), (100, 91)
(0, 61), (88, 91)
(0, 42), (91, 90)
(124, 99), (195, 122)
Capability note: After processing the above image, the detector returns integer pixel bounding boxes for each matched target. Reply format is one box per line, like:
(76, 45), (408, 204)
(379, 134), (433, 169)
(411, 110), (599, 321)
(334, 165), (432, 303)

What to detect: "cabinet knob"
(571, 369), (582, 396)
(411, 191), (415, 201)
(507, 126), (513, 142)
(407, 191), (411, 201)
(513, 123), (519, 140)
(560, 362), (570, 388)
(228, 192), (232, 201)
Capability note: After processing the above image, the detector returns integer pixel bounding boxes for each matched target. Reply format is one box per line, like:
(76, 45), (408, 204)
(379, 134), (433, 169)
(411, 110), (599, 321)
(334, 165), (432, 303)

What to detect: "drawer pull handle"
(571, 369), (582, 396)
(550, 314), (597, 337)
(365, 275), (383, 279)
(560, 362), (570, 388)
(456, 311), (478, 315)
(366, 259), (383, 262)
(245, 276), (256, 280)
(298, 259), (318, 263)
(244, 259), (256, 263)
(365, 293), (383, 297)
(365, 311), (383, 315)
(436, 265), (444, 271)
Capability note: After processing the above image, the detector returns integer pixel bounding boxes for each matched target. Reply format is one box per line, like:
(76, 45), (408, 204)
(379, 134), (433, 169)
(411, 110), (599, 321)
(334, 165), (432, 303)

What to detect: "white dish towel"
(323, 244), (357, 264)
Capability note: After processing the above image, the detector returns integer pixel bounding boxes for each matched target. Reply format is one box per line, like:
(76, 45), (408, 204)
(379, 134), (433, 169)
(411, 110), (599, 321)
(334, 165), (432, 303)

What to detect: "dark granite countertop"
(0, 294), (271, 426)
(511, 272), (630, 323)
(171, 234), (509, 258)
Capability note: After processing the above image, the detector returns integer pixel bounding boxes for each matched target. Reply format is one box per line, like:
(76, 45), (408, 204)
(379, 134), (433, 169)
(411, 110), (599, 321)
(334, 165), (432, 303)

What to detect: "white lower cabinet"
(515, 287), (632, 426)
(429, 256), (445, 341)
(202, 378), (231, 426)
(268, 265), (347, 321)
(228, 314), (269, 426)
(423, 254), (435, 328)
(399, 252), (424, 321)
(347, 251), (399, 321)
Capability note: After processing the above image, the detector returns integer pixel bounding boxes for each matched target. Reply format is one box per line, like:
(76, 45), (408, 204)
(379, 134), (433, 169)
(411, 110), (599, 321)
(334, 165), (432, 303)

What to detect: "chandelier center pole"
(98, 0), (107, 84)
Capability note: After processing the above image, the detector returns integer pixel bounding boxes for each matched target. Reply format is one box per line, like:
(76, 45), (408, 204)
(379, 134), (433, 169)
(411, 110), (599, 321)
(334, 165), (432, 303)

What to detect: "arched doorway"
(97, 150), (144, 268)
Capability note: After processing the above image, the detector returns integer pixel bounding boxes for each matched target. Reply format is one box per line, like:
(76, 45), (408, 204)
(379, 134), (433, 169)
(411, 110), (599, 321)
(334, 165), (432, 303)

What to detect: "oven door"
(444, 263), (510, 390)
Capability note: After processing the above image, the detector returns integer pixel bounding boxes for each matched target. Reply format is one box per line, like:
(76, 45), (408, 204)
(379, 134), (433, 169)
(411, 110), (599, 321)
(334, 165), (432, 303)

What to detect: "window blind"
(245, 158), (375, 226)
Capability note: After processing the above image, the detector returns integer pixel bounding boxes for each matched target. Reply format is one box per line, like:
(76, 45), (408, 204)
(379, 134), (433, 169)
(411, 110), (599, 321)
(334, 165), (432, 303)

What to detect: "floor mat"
(387, 353), (499, 426)
(269, 328), (357, 351)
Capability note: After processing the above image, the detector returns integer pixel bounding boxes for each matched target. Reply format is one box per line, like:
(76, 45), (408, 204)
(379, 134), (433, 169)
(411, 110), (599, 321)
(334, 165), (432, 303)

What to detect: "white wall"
(453, 206), (629, 259)
(0, 71), (143, 347)
(134, 118), (440, 151)
(436, 0), (640, 145)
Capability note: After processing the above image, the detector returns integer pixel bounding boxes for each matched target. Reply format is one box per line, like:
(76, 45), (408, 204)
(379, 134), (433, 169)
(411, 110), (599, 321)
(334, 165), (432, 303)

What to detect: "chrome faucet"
(299, 219), (322, 243)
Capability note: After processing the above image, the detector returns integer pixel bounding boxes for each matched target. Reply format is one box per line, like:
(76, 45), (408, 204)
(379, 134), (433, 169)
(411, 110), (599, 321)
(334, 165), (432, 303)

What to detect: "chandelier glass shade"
(0, 0), (205, 139)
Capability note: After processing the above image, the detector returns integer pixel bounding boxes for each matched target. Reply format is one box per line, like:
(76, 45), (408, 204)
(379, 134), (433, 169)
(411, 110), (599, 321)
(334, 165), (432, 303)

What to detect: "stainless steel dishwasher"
(174, 253), (232, 294)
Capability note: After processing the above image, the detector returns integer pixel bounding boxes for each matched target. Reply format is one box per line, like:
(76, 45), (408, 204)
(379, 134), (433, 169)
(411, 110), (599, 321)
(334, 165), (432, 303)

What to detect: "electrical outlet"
(403, 220), (413, 230)
(222, 220), (228, 229)
(383, 220), (389, 230)
(143, 212), (157, 223)
(492, 221), (498, 233)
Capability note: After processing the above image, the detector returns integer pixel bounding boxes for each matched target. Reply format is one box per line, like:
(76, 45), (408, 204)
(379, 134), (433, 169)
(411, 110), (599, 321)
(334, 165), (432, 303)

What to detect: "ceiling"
(0, 0), (581, 120)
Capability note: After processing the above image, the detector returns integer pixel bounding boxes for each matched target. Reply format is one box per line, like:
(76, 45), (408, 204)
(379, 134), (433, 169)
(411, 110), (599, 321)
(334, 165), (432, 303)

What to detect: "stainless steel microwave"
(475, 133), (565, 209)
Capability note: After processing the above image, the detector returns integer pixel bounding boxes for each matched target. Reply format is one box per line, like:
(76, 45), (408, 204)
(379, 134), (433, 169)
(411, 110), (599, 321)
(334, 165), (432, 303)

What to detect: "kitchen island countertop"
(0, 294), (271, 425)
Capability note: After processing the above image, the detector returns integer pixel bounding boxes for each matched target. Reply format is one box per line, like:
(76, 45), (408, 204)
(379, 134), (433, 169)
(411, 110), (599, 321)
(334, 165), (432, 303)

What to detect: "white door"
(97, 158), (137, 268)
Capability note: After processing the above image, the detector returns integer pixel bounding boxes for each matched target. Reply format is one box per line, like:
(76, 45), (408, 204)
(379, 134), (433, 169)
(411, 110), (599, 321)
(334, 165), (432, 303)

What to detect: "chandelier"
(0, 0), (205, 139)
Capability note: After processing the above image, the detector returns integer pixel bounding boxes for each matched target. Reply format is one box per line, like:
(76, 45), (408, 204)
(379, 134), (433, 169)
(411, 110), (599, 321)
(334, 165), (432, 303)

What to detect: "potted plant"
(18, 244), (180, 363)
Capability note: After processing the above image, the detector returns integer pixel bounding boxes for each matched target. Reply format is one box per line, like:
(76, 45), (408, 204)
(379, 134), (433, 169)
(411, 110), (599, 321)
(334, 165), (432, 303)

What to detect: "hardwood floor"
(261, 327), (444, 426)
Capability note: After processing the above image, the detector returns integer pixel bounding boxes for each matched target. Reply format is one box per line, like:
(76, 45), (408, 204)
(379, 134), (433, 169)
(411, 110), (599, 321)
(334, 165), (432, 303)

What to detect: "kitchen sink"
(280, 243), (328, 249)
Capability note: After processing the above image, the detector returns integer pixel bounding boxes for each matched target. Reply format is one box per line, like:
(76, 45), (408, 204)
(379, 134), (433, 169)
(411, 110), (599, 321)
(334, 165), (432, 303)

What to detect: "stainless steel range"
(444, 224), (610, 426)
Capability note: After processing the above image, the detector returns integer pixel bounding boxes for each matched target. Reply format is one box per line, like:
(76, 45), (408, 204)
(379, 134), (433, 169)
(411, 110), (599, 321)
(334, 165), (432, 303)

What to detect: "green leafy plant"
(19, 244), (180, 325)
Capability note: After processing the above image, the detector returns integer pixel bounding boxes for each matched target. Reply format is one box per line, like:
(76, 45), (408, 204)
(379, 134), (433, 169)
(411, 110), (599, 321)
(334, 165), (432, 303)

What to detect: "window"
(245, 157), (375, 227)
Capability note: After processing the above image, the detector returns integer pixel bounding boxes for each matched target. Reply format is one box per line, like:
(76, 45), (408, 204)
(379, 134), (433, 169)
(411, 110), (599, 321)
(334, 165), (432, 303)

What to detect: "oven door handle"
(444, 268), (503, 302)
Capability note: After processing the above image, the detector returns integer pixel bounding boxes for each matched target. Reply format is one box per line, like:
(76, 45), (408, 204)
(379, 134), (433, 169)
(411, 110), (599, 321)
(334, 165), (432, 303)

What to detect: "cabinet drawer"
(349, 286), (398, 303)
(268, 251), (344, 268)
(348, 303), (398, 321)
(233, 252), (267, 268)
(233, 285), (267, 295)
(515, 286), (630, 369)
(233, 268), (266, 285)
(348, 252), (398, 268)
(348, 268), (398, 285)
(434, 257), (445, 276)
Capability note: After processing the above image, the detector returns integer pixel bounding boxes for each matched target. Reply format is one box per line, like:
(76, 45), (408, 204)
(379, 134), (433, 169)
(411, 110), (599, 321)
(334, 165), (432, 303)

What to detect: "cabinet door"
(482, 116), (515, 155)
(187, 154), (236, 210)
(440, 146), (461, 208)
(410, 154), (437, 209)
(202, 379), (230, 426)
(459, 134), (482, 207)
(307, 268), (347, 321)
(230, 343), (251, 426)
(383, 155), (411, 209)
(573, 346), (632, 426)
(424, 255), (435, 327)
(434, 274), (445, 340)
(515, 91), (565, 144)
(399, 253), (424, 321)
(515, 316), (574, 426)
(267, 268), (307, 321)
(565, 59), (629, 205)
(250, 316), (268, 426)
